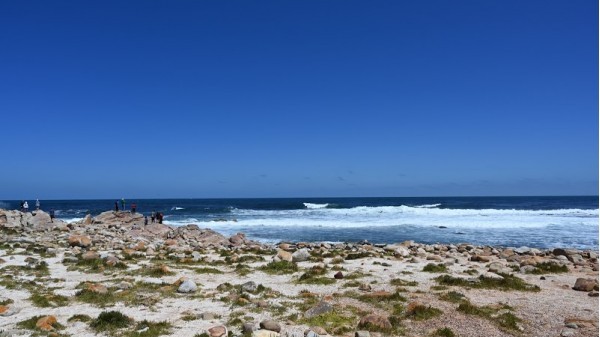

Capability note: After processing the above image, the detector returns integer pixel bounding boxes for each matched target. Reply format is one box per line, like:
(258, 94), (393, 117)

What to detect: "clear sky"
(1, 1), (598, 199)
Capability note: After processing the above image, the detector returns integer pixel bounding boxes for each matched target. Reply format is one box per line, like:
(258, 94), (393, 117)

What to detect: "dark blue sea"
(2, 196), (598, 250)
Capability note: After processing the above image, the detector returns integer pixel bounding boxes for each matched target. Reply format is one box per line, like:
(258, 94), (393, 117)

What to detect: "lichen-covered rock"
(36, 315), (57, 331)
(68, 235), (92, 248)
(178, 279), (198, 293)
(573, 278), (598, 292)
(358, 314), (392, 331)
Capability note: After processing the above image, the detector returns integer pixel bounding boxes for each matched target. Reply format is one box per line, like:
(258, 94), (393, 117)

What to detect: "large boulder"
(208, 325), (228, 337)
(178, 279), (198, 293)
(36, 315), (57, 331)
(68, 235), (92, 248)
(573, 278), (598, 292)
(384, 244), (410, 257)
(260, 320), (281, 333)
(304, 301), (333, 318)
(277, 249), (293, 262)
(292, 249), (311, 262)
(94, 211), (144, 226)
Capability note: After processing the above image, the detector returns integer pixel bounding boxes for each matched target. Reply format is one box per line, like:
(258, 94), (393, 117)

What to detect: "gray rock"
(483, 272), (504, 280)
(241, 281), (258, 293)
(252, 330), (280, 337)
(260, 320), (281, 333)
(565, 323), (578, 329)
(515, 246), (531, 255)
(178, 280), (197, 293)
(304, 301), (333, 318)
(304, 332), (318, 337)
(573, 278), (598, 292)
(243, 322), (256, 334)
(568, 254), (585, 265)
(561, 329), (575, 337)
(355, 331), (370, 337)
(116, 281), (133, 290)
(191, 251), (202, 261)
(553, 248), (569, 257)
(487, 262), (504, 273)
(292, 248), (311, 262)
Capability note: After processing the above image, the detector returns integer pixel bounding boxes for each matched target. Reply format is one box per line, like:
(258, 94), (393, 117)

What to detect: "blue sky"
(0, 0), (598, 199)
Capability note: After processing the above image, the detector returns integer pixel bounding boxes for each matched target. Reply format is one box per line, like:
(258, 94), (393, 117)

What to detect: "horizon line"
(2, 194), (598, 201)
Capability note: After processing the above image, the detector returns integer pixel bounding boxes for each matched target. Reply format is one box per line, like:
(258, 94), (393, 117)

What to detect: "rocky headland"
(0, 209), (598, 337)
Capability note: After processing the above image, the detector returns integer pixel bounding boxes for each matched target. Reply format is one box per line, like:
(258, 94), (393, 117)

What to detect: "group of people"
(113, 200), (163, 225)
(150, 211), (164, 224)
(19, 199), (55, 222)
(114, 198), (137, 213)
(19, 199), (41, 212)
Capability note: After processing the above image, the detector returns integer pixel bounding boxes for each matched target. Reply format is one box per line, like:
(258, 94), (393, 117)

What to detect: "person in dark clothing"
(131, 203), (137, 213)
(158, 212), (163, 224)
(50, 209), (55, 223)
(151, 211), (155, 223)
(20, 201), (24, 212)
(115, 201), (119, 212)
(144, 216), (148, 226)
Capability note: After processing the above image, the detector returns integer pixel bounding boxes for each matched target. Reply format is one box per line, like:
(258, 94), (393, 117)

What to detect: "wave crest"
(303, 203), (329, 209)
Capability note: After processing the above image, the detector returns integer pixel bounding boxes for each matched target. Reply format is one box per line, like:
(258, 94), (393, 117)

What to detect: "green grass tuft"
(299, 310), (356, 335)
(458, 301), (522, 332)
(90, 311), (133, 332)
(390, 278), (418, 286)
(527, 262), (569, 274)
(259, 261), (299, 275)
(405, 304), (442, 320)
(68, 314), (92, 323)
(195, 267), (224, 274)
(436, 273), (540, 292)
(30, 291), (69, 308)
(124, 320), (172, 337)
(423, 263), (448, 273)
(438, 291), (466, 303)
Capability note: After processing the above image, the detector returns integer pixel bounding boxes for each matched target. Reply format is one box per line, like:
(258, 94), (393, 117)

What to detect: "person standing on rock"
(115, 201), (119, 212)
(131, 202), (137, 213)
(35, 199), (40, 210)
(20, 201), (24, 212)
(151, 211), (155, 223)
(121, 198), (125, 211)
(50, 209), (55, 222)
(144, 216), (148, 226)
(23, 201), (29, 212)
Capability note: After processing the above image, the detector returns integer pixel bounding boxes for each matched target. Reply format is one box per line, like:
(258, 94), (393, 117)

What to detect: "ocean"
(2, 196), (598, 250)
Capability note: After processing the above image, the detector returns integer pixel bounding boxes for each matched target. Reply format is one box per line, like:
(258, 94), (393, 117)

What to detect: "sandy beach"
(0, 209), (598, 337)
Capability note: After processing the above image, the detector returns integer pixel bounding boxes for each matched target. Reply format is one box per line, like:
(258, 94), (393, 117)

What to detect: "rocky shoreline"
(0, 209), (598, 337)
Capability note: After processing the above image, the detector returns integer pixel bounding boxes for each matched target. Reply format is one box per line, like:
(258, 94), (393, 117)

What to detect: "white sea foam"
(165, 205), (598, 230)
(62, 218), (85, 224)
(171, 207), (185, 210)
(414, 203), (442, 208)
(303, 203), (329, 209)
